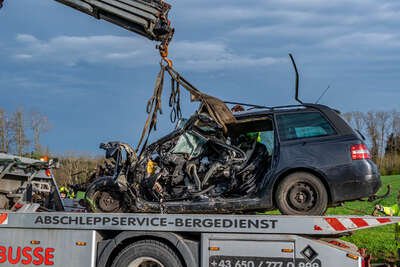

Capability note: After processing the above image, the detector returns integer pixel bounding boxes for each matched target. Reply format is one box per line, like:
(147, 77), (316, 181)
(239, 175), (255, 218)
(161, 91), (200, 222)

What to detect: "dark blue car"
(86, 103), (381, 216)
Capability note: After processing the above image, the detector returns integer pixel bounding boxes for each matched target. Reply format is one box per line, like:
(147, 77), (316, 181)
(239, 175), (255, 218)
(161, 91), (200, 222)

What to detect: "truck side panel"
(0, 229), (98, 267)
(202, 234), (361, 267)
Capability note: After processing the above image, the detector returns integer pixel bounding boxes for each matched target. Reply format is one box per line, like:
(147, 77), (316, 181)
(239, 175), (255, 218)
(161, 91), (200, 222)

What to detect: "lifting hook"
(159, 44), (173, 68)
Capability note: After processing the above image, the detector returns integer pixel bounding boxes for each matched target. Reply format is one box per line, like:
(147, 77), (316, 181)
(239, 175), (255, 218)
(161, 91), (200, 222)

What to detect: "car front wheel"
(276, 172), (328, 215)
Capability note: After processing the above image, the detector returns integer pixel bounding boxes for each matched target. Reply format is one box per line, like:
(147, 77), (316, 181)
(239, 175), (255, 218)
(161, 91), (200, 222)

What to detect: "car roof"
(231, 103), (356, 136)
(233, 103), (337, 118)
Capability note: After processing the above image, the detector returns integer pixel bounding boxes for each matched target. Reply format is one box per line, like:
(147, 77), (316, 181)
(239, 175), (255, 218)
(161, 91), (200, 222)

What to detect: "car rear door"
(274, 110), (354, 184)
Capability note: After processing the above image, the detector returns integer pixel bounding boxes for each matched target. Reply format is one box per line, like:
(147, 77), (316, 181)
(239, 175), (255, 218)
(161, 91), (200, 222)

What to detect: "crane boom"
(0, 0), (174, 54)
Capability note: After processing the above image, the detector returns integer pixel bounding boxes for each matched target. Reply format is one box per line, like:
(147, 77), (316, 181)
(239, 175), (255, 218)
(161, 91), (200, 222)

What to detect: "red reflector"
(351, 144), (371, 160)
(45, 169), (52, 177)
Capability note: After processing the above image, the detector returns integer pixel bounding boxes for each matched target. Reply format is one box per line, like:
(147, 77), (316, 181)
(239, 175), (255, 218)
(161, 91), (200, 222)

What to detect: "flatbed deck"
(1, 212), (397, 235)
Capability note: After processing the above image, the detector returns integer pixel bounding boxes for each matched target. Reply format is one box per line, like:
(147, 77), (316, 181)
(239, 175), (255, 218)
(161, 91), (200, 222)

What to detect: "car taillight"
(351, 144), (371, 160)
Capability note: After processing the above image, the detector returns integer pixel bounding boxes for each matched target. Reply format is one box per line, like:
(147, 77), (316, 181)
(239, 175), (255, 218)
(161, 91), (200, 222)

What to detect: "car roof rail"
(224, 101), (333, 114)
(223, 101), (272, 110)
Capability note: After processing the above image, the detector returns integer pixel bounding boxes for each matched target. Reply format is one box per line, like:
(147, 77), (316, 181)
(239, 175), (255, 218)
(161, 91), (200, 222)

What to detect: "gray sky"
(0, 0), (399, 153)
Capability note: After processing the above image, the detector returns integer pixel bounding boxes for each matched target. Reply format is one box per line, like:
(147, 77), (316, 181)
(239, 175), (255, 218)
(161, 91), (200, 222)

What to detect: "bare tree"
(0, 109), (4, 152)
(30, 110), (51, 154)
(376, 112), (390, 159)
(393, 111), (400, 161)
(0, 110), (15, 153)
(363, 111), (379, 160)
(392, 110), (400, 138)
(352, 111), (365, 133)
(10, 109), (29, 156)
(387, 111), (400, 172)
(0, 109), (8, 153)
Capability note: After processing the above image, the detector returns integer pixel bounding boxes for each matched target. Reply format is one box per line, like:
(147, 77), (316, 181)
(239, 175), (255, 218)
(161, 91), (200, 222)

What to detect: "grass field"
(327, 175), (400, 262)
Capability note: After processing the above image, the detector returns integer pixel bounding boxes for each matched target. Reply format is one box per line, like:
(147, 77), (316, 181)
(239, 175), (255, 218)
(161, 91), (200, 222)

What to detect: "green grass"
(262, 175), (400, 262)
(327, 175), (400, 262)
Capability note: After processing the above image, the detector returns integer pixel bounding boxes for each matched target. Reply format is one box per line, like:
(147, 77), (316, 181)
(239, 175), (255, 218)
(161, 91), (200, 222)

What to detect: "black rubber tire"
(275, 172), (328, 215)
(86, 189), (123, 213)
(111, 240), (183, 267)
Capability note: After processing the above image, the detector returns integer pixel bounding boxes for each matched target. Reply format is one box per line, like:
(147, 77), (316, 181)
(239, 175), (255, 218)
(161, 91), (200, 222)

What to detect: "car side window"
(277, 112), (336, 141)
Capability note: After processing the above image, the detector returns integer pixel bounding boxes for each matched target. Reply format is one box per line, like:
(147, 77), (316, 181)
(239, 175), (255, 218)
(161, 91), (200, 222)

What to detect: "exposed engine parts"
(86, 110), (271, 214)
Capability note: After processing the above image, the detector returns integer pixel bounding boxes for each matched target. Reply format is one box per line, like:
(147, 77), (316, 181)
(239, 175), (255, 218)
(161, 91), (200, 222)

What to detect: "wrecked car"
(85, 101), (381, 215)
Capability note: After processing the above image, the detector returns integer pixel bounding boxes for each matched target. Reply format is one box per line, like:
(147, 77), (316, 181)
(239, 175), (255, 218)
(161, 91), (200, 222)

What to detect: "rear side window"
(277, 112), (336, 141)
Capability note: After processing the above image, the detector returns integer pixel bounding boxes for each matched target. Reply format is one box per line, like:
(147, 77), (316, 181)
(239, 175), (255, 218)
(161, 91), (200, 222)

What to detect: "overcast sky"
(1, 0), (400, 154)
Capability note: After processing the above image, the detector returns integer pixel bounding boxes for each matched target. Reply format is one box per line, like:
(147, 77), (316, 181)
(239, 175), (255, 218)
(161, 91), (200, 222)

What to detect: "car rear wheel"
(276, 172), (328, 215)
(111, 240), (183, 267)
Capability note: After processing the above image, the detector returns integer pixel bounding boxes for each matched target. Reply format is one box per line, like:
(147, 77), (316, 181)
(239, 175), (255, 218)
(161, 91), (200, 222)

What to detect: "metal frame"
(201, 233), (361, 267)
(0, 153), (65, 211)
(0, 161), (16, 180)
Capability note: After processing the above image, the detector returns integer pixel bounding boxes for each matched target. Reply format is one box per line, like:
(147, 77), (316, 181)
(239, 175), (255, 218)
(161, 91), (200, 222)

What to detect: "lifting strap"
(169, 73), (182, 123)
(166, 67), (237, 131)
(136, 63), (166, 153)
(136, 63), (237, 155)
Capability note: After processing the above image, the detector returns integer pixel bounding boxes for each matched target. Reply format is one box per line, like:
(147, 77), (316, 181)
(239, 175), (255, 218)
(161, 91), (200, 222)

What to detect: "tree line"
(0, 108), (50, 157)
(344, 110), (400, 175)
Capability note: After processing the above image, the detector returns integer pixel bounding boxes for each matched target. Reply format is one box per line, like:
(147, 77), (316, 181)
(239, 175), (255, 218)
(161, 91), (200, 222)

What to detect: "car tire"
(86, 188), (124, 213)
(111, 240), (183, 267)
(276, 172), (328, 215)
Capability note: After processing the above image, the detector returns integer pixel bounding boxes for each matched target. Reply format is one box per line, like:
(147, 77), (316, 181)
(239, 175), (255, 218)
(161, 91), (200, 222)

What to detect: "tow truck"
(0, 211), (397, 267)
(0, 154), (396, 267)
(0, 1), (397, 266)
